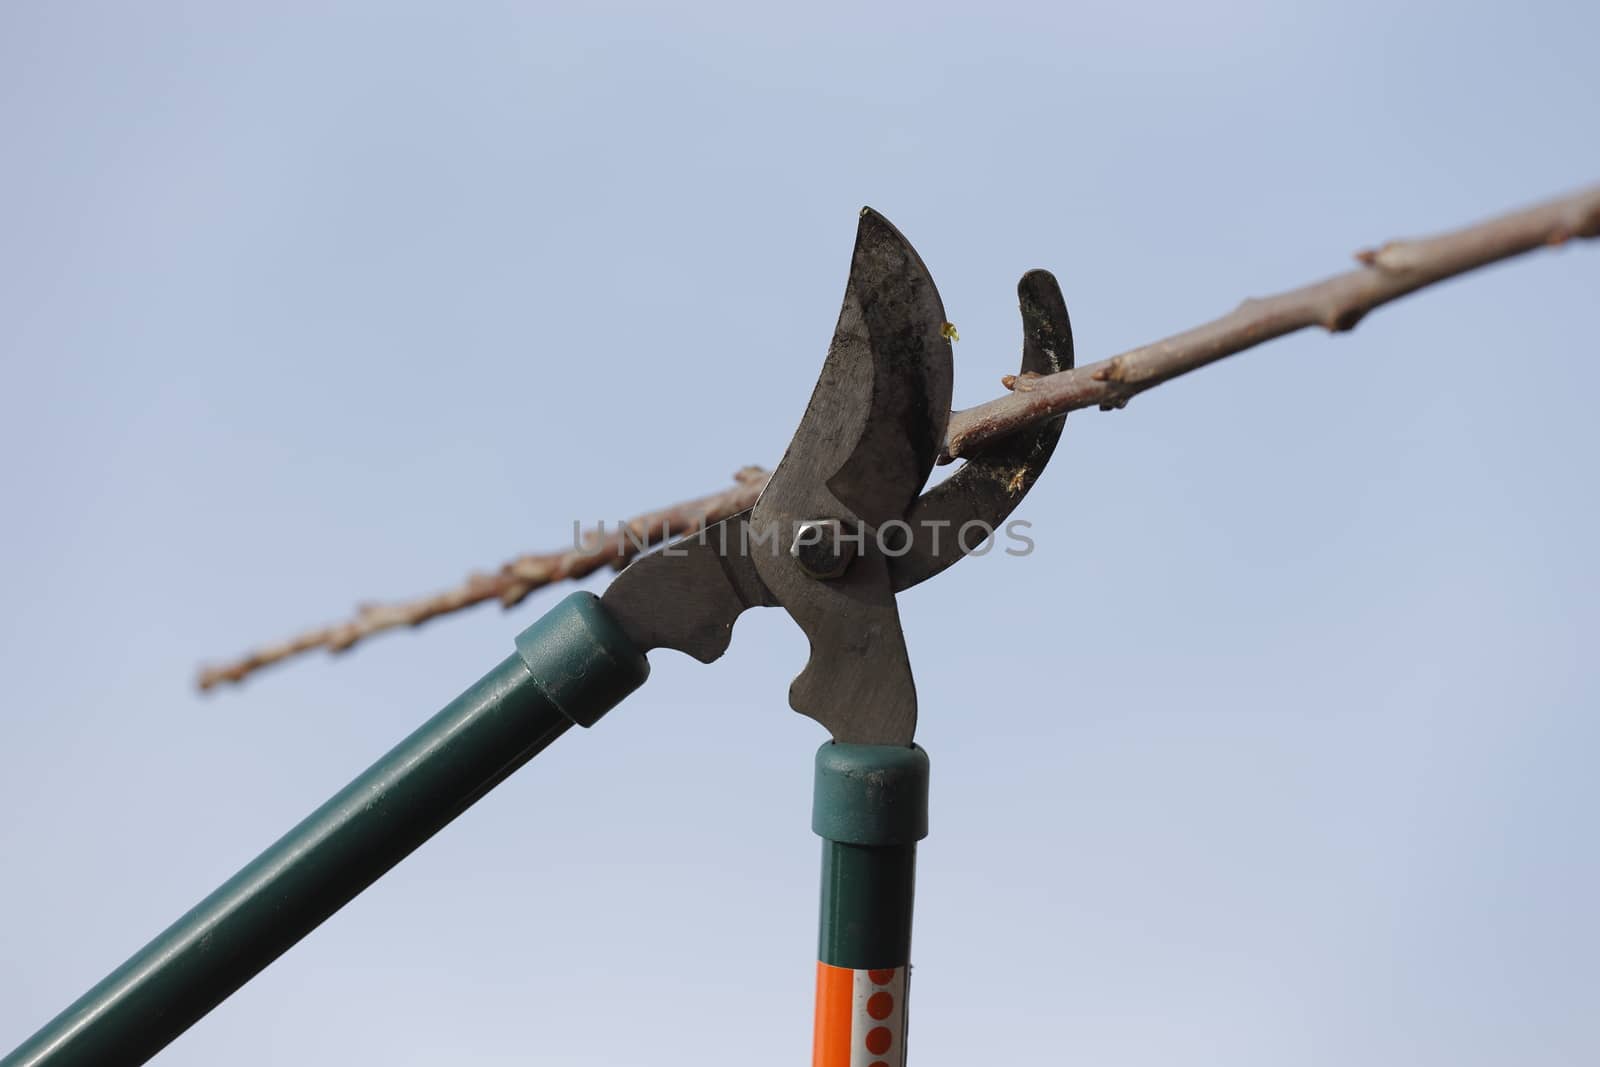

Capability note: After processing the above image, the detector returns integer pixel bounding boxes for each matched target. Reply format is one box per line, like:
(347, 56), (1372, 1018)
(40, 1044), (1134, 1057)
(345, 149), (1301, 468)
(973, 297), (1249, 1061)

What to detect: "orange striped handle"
(813, 962), (908, 1067)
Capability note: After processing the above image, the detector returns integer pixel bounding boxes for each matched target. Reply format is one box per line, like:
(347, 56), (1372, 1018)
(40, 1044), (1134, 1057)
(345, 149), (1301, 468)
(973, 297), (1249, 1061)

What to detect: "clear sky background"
(1, 3), (1596, 1065)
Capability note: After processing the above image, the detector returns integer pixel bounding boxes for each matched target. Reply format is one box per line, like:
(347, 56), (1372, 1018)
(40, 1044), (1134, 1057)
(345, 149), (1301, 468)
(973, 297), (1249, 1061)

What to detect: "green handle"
(1, 592), (648, 1067)
(811, 743), (929, 1067)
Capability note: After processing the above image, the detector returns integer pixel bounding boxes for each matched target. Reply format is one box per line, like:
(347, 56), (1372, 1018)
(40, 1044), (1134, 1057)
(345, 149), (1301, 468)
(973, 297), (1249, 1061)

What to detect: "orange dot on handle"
(866, 991), (894, 1020)
(865, 1027), (893, 1055)
(868, 969), (896, 985)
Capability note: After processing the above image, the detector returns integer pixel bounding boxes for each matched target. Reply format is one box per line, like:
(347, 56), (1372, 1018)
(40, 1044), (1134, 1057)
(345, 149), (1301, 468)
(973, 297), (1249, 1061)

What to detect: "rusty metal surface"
(600, 508), (776, 664)
(890, 269), (1072, 592)
(749, 208), (952, 744)
(603, 208), (1064, 747)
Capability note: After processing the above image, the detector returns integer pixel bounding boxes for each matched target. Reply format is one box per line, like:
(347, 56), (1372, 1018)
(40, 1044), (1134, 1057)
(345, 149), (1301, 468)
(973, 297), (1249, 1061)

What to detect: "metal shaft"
(2, 593), (649, 1067)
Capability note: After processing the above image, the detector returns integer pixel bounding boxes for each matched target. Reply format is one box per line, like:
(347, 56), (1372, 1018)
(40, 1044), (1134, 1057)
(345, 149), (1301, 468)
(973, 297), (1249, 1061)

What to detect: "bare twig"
(199, 183), (1600, 689)
(196, 467), (770, 690)
(946, 183), (1600, 457)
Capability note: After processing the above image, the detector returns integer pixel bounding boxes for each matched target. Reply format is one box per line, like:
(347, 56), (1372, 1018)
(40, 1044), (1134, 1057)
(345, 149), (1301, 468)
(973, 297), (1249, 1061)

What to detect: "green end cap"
(812, 742), (930, 846)
(514, 592), (649, 728)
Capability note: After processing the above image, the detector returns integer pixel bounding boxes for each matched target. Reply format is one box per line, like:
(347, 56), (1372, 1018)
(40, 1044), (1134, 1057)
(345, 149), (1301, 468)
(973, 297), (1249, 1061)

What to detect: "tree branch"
(196, 467), (770, 690)
(945, 183), (1600, 457)
(198, 183), (1600, 690)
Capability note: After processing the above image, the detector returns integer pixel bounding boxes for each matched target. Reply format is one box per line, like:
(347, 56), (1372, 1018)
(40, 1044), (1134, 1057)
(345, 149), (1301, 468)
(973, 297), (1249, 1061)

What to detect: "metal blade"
(601, 510), (777, 664)
(890, 268), (1073, 591)
(750, 208), (954, 744)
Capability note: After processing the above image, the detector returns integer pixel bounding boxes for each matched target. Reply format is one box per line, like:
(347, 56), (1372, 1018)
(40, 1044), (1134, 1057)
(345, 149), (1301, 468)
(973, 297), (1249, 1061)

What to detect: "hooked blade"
(890, 268), (1073, 591)
(750, 208), (954, 744)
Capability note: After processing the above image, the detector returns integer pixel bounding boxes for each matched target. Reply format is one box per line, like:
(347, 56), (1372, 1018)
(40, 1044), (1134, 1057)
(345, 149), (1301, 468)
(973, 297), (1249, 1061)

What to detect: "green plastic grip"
(515, 590), (650, 726)
(1, 592), (648, 1067)
(812, 743), (929, 970)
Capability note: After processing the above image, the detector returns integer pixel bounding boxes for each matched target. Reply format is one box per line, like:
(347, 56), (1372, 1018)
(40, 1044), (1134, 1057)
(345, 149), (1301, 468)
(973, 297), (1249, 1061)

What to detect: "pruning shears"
(2, 209), (1071, 1067)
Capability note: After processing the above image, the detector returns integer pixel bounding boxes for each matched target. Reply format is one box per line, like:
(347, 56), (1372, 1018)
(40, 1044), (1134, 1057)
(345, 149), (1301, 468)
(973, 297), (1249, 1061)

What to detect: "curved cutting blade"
(890, 268), (1073, 591)
(750, 207), (954, 744)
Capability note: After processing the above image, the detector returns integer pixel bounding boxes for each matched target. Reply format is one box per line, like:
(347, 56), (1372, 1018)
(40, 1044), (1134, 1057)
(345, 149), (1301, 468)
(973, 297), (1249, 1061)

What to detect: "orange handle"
(813, 962), (909, 1067)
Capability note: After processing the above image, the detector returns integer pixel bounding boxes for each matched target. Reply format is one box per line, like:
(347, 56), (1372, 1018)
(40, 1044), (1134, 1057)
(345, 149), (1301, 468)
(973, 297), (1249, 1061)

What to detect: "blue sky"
(1, 3), (1597, 1064)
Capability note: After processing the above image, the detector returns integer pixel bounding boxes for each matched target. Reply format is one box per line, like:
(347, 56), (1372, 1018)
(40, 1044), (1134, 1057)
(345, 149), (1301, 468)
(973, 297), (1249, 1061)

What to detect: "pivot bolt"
(790, 519), (857, 580)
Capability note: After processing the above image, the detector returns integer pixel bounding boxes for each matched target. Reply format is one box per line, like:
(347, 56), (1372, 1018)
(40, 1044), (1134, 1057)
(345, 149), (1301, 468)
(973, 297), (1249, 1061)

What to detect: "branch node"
(1091, 356), (1131, 384)
(1097, 393), (1131, 412)
(1355, 240), (1425, 272)
(1324, 306), (1367, 333)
